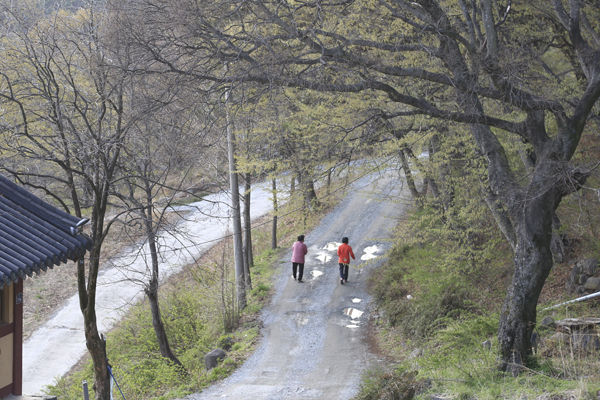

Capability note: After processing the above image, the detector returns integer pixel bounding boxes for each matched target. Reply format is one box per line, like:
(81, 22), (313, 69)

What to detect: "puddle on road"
(311, 270), (324, 278)
(361, 244), (381, 261)
(344, 307), (363, 329)
(315, 251), (332, 264)
(343, 307), (364, 320)
(352, 298), (362, 303)
(323, 242), (341, 252)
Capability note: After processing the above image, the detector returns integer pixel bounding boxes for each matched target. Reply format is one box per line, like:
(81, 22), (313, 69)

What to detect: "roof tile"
(0, 175), (92, 288)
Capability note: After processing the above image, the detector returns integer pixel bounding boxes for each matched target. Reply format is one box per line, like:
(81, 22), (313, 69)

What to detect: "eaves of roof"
(0, 175), (92, 289)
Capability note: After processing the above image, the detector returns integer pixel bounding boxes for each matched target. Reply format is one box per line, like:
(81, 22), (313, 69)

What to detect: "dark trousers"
(292, 262), (304, 280)
(339, 263), (349, 281)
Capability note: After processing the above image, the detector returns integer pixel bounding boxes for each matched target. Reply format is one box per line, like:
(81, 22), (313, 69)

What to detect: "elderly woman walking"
(291, 234), (308, 282)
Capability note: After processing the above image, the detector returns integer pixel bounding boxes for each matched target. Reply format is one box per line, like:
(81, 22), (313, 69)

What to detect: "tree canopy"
(122, 0), (600, 371)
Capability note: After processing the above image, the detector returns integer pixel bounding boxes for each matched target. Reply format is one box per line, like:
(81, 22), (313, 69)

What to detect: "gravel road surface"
(187, 168), (410, 400)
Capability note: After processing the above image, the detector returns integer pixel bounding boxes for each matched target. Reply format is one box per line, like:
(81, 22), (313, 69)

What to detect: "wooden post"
(83, 380), (90, 400)
(13, 279), (23, 395)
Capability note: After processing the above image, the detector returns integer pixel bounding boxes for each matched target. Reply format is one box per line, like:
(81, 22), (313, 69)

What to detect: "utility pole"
(225, 89), (246, 309)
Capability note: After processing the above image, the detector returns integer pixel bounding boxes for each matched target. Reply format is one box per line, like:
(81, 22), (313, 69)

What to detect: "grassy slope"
(357, 188), (600, 399)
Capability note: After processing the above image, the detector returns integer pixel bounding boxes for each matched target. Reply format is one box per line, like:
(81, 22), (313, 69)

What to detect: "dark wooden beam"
(12, 279), (23, 395)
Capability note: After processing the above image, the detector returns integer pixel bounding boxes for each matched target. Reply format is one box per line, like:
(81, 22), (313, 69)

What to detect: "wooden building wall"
(0, 281), (23, 397)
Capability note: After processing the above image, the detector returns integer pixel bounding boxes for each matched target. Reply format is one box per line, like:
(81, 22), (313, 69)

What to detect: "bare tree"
(0, 2), (154, 397)
(115, 78), (221, 364)
(116, 104), (196, 367)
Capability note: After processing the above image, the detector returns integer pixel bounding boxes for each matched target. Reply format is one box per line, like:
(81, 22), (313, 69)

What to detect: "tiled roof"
(0, 175), (92, 288)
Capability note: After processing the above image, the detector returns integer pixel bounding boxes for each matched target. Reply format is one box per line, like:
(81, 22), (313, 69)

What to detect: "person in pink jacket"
(291, 234), (308, 282)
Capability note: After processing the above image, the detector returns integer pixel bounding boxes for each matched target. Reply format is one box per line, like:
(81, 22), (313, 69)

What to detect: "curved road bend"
(187, 169), (411, 400)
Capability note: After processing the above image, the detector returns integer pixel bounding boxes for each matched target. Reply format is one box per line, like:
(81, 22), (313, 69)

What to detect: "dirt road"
(187, 169), (410, 400)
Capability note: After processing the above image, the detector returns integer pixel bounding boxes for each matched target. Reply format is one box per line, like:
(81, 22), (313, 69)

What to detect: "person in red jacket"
(337, 237), (355, 285)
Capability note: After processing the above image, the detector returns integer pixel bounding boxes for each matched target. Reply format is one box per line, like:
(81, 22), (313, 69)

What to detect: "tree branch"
(480, 0), (498, 60)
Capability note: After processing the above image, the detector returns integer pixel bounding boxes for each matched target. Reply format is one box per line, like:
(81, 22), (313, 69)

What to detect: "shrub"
(250, 282), (270, 299)
(355, 368), (418, 400)
(371, 244), (477, 340)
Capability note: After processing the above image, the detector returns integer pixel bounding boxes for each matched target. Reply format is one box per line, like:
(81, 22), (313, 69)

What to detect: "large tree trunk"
(498, 229), (553, 375)
(79, 251), (110, 400)
(498, 173), (559, 373)
(517, 145), (565, 263)
(86, 318), (110, 400)
(242, 173), (253, 290)
(484, 190), (516, 252)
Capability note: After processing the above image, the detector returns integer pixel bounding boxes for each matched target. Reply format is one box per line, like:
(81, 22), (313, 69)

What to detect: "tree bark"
(242, 173), (253, 290)
(302, 176), (318, 209)
(498, 200), (555, 374)
(80, 248), (110, 400)
(426, 145), (441, 199)
(484, 190), (516, 251)
(551, 214), (565, 264)
(146, 279), (181, 366)
(271, 178), (278, 250)
(86, 317), (109, 400)
(398, 148), (422, 200)
(143, 190), (181, 366)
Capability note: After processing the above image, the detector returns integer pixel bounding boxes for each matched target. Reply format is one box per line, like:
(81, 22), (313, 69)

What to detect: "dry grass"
(23, 262), (79, 340)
